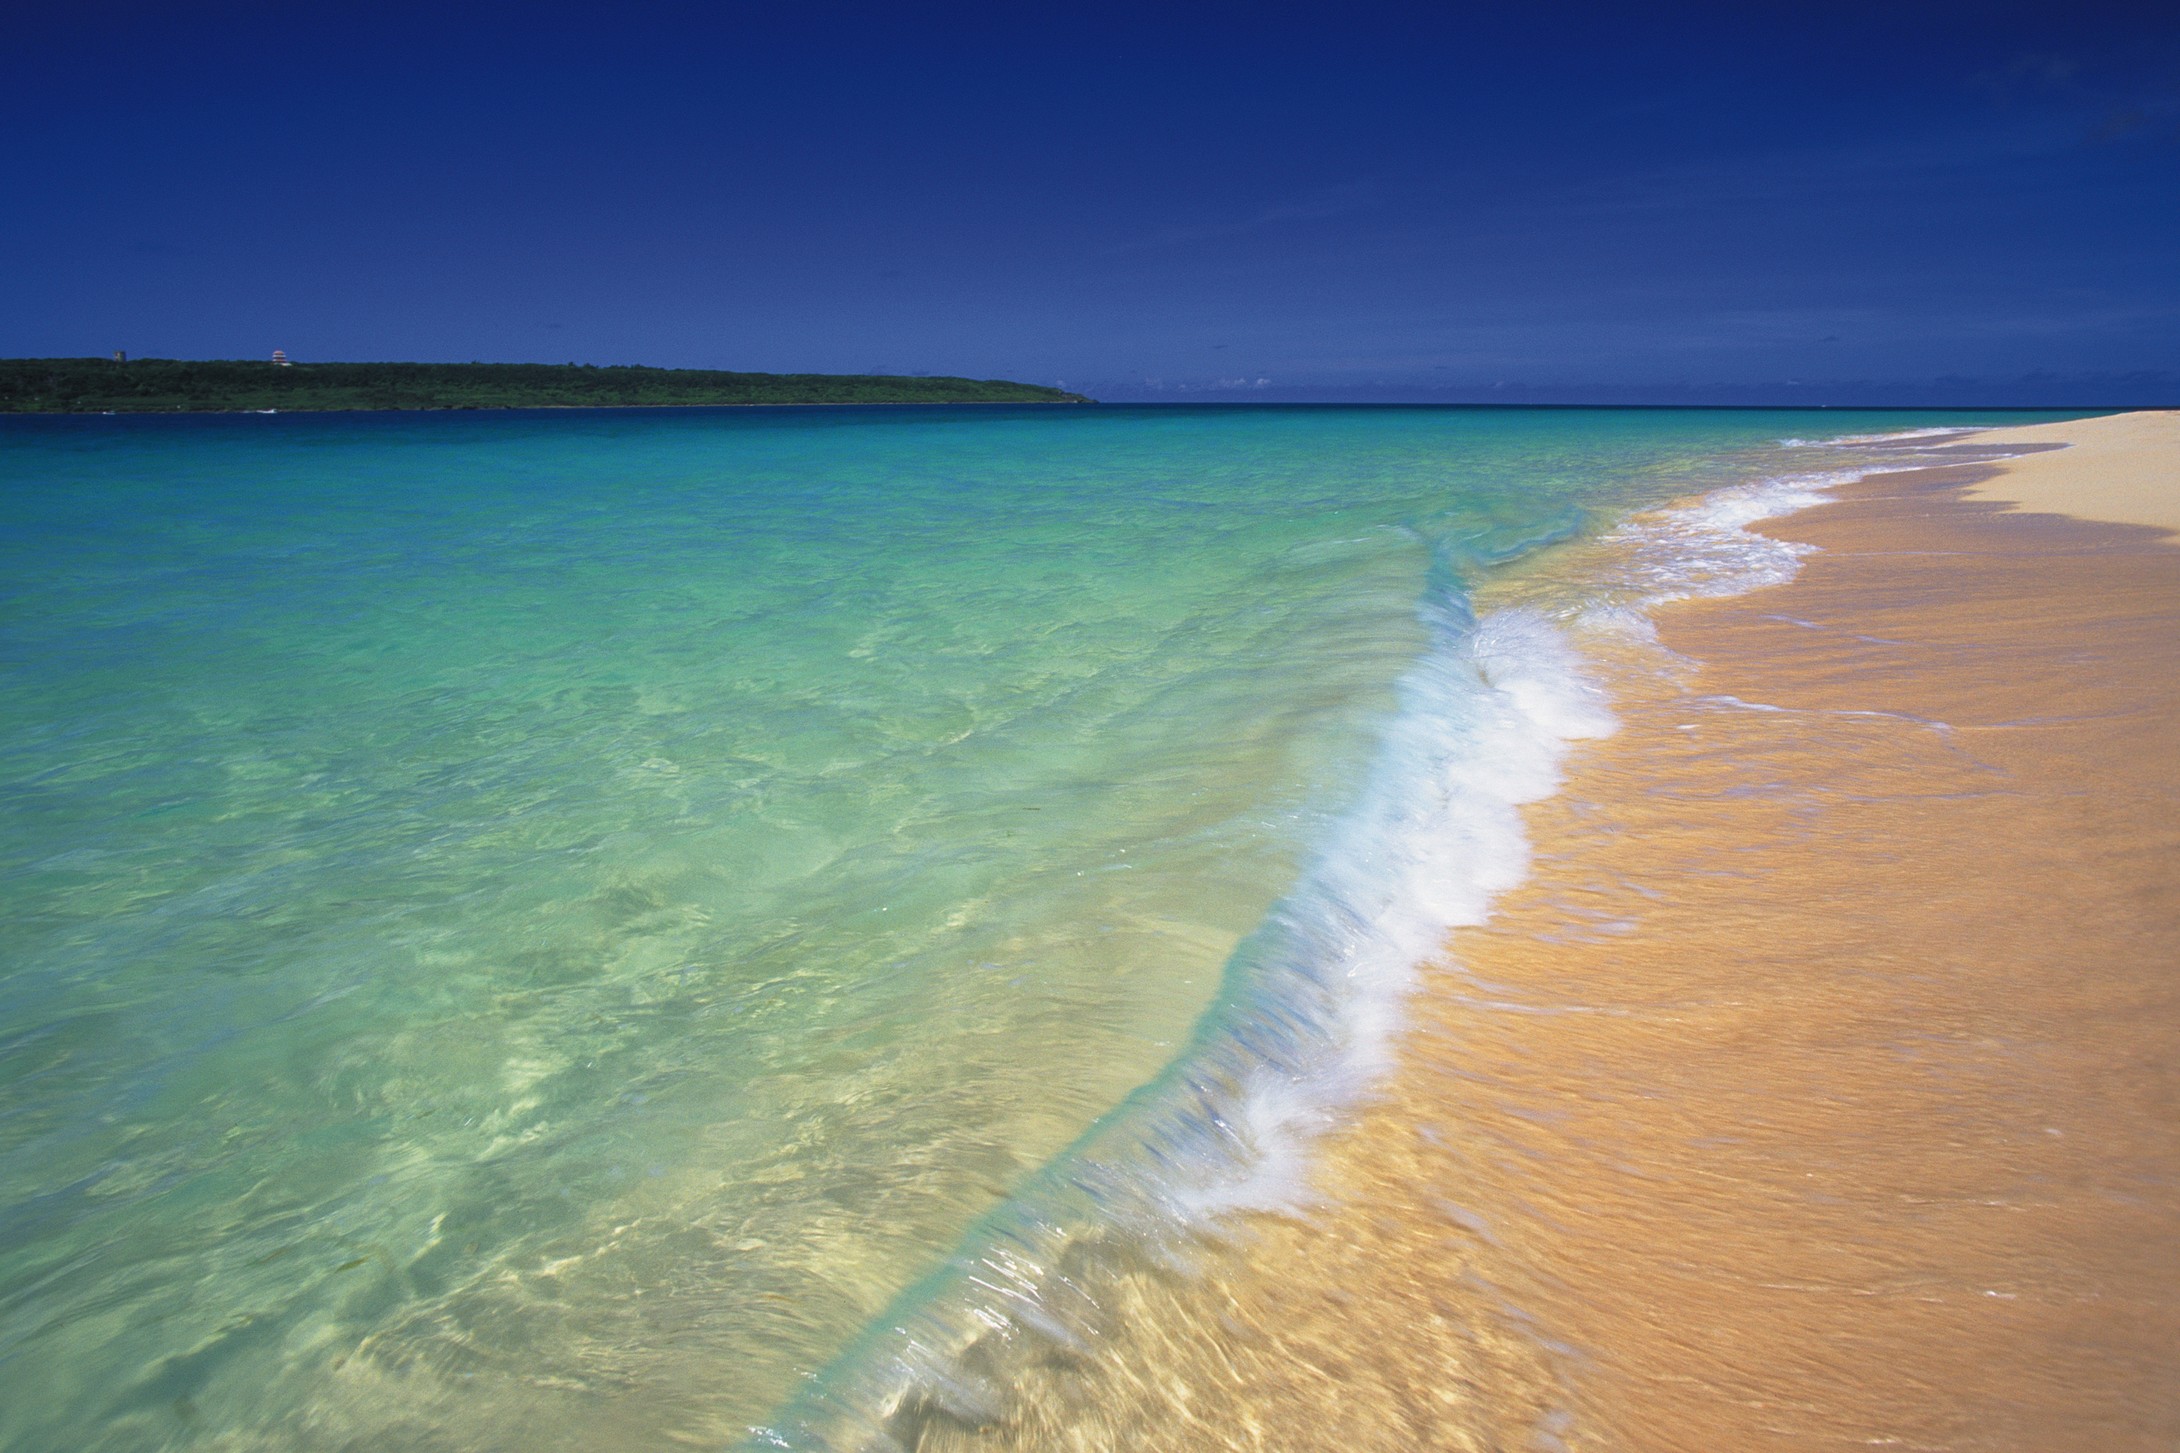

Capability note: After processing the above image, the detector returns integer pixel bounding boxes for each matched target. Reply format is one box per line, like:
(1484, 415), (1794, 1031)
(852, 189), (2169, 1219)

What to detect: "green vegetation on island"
(0, 358), (1091, 413)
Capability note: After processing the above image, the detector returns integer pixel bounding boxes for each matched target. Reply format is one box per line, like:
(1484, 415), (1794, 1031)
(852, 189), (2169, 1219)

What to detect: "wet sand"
(1401, 453), (2180, 1450)
(909, 423), (2180, 1451)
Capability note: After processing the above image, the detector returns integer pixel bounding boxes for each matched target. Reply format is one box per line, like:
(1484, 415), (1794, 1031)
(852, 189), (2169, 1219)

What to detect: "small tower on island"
(113, 350), (126, 363)
(272, 350), (290, 367)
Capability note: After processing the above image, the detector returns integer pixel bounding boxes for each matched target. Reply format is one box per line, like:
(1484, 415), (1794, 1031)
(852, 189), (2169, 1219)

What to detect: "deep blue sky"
(6, 2), (2177, 401)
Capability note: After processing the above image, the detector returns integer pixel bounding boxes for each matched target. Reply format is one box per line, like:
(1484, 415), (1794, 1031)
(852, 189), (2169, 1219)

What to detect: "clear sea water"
(0, 405), (2071, 1450)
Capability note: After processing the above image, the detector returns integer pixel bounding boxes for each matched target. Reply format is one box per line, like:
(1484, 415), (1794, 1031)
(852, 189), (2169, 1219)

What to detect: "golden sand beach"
(1393, 411), (2180, 1450)
(907, 411), (2180, 1452)
(1964, 410), (2180, 535)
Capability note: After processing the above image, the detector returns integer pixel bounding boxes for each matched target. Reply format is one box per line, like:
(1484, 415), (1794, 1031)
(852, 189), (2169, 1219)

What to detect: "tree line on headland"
(0, 358), (1091, 413)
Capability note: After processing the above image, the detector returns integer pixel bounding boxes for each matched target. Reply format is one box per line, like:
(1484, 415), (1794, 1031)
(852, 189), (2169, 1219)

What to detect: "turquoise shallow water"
(0, 406), (2071, 1449)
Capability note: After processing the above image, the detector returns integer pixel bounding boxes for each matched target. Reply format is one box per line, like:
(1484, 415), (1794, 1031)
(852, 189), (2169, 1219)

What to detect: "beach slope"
(1962, 408), (2180, 532)
(881, 411), (2180, 1452)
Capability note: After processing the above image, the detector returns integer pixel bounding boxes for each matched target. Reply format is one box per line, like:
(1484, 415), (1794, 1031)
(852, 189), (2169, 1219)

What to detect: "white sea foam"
(1167, 603), (1615, 1219)
(1592, 460), (1938, 617)
(1779, 425), (1983, 447)
(1172, 455), (1961, 1230)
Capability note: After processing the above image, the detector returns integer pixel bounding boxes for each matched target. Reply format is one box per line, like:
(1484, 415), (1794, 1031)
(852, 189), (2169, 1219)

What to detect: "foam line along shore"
(1422, 410), (2180, 1451)
(751, 420), (2094, 1451)
(843, 408), (2178, 1453)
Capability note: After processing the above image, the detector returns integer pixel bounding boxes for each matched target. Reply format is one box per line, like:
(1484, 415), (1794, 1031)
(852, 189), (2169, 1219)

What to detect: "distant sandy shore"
(1963, 408), (2180, 534)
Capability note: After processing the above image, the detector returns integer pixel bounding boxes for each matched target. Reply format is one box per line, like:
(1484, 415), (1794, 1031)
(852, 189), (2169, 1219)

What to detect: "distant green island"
(0, 358), (1091, 413)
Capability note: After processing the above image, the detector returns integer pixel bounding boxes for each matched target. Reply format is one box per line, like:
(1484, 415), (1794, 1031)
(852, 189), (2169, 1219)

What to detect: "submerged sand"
(905, 414), (2180, 1451)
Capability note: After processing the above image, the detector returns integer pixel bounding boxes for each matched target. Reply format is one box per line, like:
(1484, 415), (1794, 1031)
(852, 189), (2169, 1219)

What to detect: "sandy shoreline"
(1960, 408), (2180, 534)
(896, 412), (2180, 1451)
(1396, 413), (2180, 1450)
(1426, 432), (2180, 1450)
